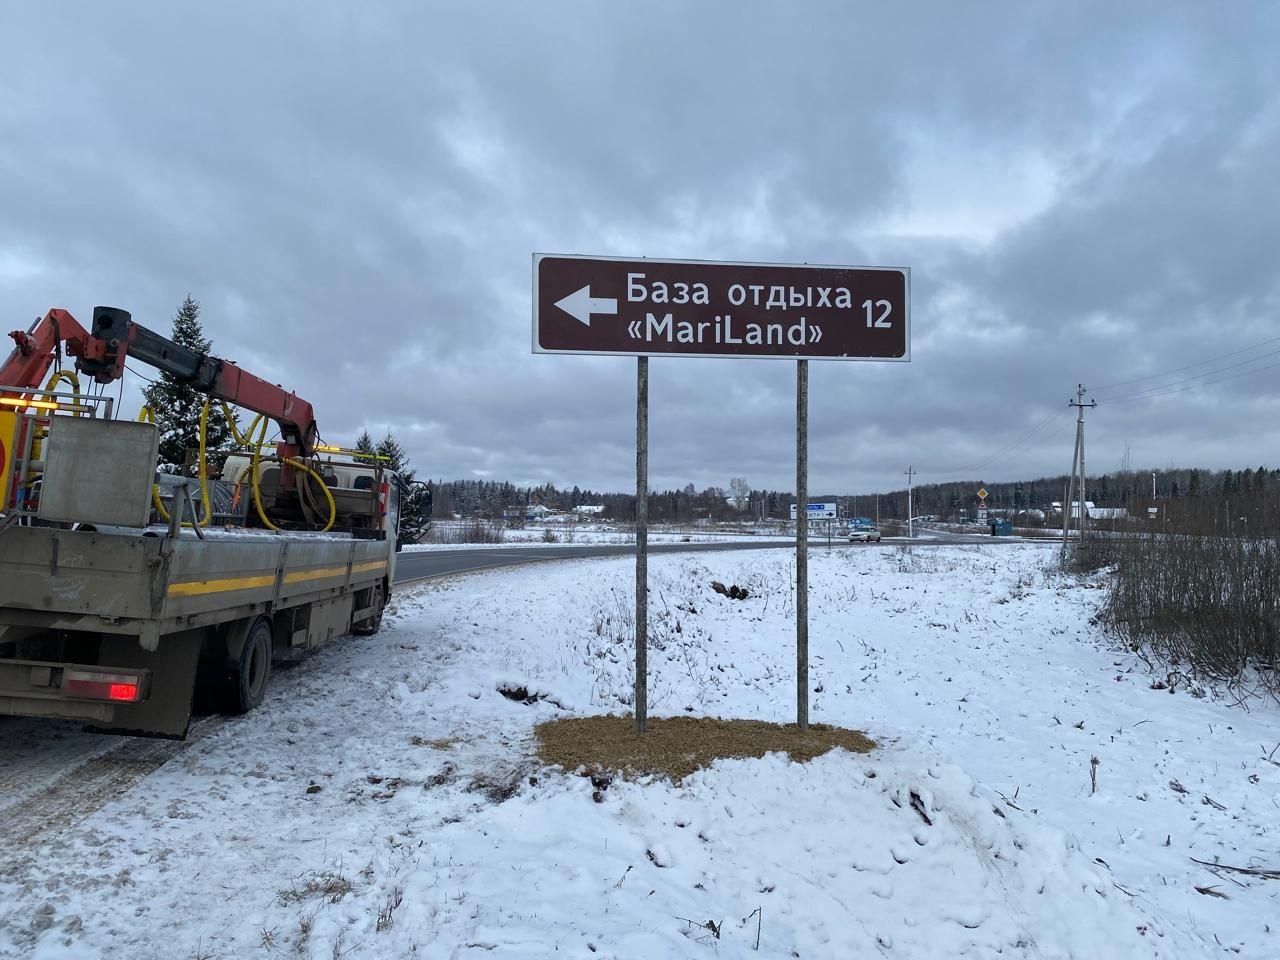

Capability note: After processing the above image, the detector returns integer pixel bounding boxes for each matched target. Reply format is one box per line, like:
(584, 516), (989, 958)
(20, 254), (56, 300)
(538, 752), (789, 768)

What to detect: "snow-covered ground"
(1, 543), (1277, 958)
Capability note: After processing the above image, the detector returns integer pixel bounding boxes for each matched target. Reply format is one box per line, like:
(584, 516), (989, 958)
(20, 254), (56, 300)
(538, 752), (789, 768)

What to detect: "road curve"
(394, 540), (796, 584)
(392, 532), (1018, 585)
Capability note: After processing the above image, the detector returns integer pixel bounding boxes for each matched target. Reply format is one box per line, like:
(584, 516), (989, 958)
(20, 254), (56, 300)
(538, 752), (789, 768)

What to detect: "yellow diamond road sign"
(977, 488), (988, 500)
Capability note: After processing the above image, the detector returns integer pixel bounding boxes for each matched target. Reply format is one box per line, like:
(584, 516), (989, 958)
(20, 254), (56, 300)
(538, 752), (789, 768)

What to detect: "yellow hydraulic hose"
(192, 399), (221, 528)
(23, 370), (82, 476)
(286, 457), (336, 533)
(135, 400), (335, 533)
(243, 410), (336, 533)
(42, 369), (82, 408)
(137, 407), (170, 521)
(137, 403), (213, 527)
(249, 413), (276, 530)
(219, 401), (260, 448)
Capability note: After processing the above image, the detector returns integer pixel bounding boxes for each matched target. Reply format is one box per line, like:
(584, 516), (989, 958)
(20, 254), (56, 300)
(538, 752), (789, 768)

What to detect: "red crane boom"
(3, 306), (318, 456)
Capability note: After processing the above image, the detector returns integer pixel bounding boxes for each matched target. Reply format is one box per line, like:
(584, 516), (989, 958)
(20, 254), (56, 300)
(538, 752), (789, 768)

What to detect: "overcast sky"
(3, 2), (1278, 495)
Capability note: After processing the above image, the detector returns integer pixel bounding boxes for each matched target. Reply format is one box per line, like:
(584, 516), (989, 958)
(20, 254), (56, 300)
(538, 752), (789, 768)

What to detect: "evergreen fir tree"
(354, 430), (377, 465)
(141, 296), (237, 468)
(375, 433), (414, 482)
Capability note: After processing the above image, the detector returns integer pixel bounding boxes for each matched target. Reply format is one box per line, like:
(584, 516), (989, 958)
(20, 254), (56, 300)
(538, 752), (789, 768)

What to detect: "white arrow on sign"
(554, 285), (618, 326)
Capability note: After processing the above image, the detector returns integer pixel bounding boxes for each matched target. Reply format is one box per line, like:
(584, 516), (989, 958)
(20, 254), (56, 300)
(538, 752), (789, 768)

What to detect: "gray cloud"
(3, 1), (1278, 495)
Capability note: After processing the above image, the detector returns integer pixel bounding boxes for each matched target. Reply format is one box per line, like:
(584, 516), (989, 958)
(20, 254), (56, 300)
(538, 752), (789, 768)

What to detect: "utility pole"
(904, 466), (916, 538)
(1063, 384), (1097, 552)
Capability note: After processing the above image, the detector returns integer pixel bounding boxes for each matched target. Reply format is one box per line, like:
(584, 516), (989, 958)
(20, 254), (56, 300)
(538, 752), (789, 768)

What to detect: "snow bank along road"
(2, 542), (1276, 958)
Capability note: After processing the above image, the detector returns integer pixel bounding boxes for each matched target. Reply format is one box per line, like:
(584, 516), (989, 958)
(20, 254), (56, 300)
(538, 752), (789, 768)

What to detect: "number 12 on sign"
(863, 300), (893, 328)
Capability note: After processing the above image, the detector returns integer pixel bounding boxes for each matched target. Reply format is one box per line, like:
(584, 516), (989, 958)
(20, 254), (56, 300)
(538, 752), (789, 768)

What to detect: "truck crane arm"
(4, 306), (318, 456)
(2, 308), (90, 396)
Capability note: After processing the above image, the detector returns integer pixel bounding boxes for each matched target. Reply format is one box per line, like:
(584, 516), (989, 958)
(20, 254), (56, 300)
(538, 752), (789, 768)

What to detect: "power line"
(1104, 356), (1280, 404)
(1095, 333), (1280, 390)
(1100, 345), (1280, 402)
(938, 408), (1069, 477)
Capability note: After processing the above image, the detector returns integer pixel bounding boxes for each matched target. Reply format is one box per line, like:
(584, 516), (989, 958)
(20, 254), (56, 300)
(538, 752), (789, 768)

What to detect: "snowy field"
(1, 543), (1277, 958)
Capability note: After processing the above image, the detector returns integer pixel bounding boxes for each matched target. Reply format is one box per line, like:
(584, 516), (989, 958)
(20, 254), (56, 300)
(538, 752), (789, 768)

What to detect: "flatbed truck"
(0, 305), (425, 736)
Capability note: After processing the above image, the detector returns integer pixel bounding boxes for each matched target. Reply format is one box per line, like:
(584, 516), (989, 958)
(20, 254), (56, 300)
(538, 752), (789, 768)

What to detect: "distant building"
(1049, 501), (1128, 521)
(1089, 507), (1128, 520)
(503, 504), (552, 520)
(573, 505), (606, 517)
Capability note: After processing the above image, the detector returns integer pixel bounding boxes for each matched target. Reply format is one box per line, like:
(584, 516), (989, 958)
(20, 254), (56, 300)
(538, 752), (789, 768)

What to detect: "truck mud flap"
(85, 632), (202, 739)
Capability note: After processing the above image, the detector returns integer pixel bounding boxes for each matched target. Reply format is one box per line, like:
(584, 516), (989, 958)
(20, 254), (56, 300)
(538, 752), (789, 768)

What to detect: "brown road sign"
(533, 254), (909, 361)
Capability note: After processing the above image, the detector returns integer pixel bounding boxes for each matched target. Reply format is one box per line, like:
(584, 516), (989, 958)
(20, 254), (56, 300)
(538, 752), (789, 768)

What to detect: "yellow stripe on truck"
(282, 560), (386, 585)
(167, 574), (277, 597)
(166, 560), (386, 598)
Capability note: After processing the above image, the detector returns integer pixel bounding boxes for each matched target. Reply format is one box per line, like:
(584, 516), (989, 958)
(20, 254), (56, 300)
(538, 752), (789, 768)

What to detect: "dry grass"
(409, 735), (458, 750)
(535, 714), (875, 784)
(278, 872), (354, 906)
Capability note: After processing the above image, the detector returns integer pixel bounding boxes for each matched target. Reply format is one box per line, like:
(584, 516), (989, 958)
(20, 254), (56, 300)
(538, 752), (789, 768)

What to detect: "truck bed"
(0, 525), (393, 736)
(0, 525), (390, 640)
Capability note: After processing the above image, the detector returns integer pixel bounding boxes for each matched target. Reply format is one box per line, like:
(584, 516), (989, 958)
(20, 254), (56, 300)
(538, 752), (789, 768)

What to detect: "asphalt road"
(393, 541), (796, 583)
(392, 530), (1012, 585)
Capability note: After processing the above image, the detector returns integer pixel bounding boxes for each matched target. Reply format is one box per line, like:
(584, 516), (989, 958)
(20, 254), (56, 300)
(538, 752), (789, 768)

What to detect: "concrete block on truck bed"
(37, 417), (158, 528)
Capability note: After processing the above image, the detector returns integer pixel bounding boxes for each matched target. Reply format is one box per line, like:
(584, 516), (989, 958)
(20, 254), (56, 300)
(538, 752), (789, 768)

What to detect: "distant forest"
(427, 465), (1279, 528)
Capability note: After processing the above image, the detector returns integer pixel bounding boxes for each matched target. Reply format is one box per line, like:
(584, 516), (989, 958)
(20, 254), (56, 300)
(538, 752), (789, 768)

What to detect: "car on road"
(848, 519), (882, 543)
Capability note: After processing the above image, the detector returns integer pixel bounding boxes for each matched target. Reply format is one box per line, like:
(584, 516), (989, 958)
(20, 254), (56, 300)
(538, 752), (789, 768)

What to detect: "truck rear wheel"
(225, 616), (273, 714)
(352, 583), (386, 636)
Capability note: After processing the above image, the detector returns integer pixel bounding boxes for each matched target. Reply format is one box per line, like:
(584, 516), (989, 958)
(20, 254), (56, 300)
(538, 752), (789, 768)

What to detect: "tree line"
(426, 480), (855, 524)
(871, 467), (1280, 520)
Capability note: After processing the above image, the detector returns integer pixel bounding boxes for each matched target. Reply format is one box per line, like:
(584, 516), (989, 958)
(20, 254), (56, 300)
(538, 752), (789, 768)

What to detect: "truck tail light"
(63, 669), (146, 703)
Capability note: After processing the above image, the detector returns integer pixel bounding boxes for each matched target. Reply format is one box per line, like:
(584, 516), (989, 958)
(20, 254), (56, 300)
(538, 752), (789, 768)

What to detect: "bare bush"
(422, 520), (505, 544)
(1103, 532), (1280, 700)
(1060, 535), (1122, 573)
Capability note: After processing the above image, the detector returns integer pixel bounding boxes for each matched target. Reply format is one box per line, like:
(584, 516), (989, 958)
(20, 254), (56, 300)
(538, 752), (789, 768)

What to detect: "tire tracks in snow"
(0, 715), (225, 847)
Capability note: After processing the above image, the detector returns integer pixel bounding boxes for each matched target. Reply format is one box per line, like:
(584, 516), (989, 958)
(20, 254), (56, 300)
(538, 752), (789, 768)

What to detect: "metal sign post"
(796, 359), (809, 730)
(635, 357), (648, 734)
